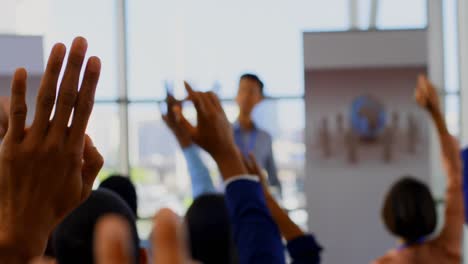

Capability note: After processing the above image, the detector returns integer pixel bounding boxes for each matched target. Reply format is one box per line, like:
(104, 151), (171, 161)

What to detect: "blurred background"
(0, 0), (466, 262)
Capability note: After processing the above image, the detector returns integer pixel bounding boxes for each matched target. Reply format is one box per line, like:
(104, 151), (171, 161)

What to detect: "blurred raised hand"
(161, 93), (193, 148)
(415, 74), (441, 114)
(95, 209), (196, 264)
(178, 82), (247, 179)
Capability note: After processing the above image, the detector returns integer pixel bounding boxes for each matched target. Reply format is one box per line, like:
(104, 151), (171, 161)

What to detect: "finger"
(166, 96), (178, 120)
(167, 94), (177, 104)
(178, 114), (197, 137)
(199, 92), (217, 114)
(94, 215), (133, 264)
(7, 68), (28, 142)
(0, 96), (10, 139)
(69, 57), (101, 145)
(206, 91), (223, 111)
(190, 91), (208, 117)
(31, 43), (66, 136)
(50, 37), (88, 135)
(81, 135), (104, 201)
(152, 208), (187, 264)
(184, 81), (195, 96)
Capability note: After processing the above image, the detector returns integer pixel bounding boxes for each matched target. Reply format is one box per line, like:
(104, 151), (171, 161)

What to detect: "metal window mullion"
(349, 0), (359, 29)
(369, 0), (380, 29)
(116, 0), (130, 175)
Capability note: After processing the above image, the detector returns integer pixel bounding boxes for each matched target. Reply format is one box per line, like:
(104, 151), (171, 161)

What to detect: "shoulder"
(372, 251), (398, 264)
(372, 256), (393, 264)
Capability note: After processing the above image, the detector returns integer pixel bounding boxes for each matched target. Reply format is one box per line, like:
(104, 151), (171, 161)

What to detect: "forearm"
(430, 108), (449, 138)
(265, 194), (304, 241)
(430, 109), (462, 187)
(0, 234), (47, 264)
(0, 247), (34, 264)
(214, 148), (248, 181)
(182, 145), (216, 197)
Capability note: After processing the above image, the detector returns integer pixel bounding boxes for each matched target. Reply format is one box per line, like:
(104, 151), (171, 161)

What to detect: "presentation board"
(303, 30), (429, 264)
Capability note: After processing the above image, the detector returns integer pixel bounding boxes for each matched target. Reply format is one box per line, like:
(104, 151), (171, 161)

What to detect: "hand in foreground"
(0, 37), (103, 262)
(162, 93), (193, 148)
(94, 209), (195, 264)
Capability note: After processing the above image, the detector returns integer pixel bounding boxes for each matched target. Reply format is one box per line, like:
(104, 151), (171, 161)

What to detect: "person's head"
(185, 194), (237, 264)
(99, 174), (138, 216)
(52, 189), (146, 264)
(382, 176), (437, 244)
(236, 73), (264, 116)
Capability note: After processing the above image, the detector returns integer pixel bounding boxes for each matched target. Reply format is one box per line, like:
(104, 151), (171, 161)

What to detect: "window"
(11, 0), (433, 235)
(442, 0), (461, 136)
(377, 0), (428, 29)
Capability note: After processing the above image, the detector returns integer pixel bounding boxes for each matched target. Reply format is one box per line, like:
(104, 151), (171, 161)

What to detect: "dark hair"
(240, 73), (264, 96)
(52, 190), (140, 264)
(382, 176), (437, 243)
(185, 194), (238, 264)
(99, 175), (138, 216)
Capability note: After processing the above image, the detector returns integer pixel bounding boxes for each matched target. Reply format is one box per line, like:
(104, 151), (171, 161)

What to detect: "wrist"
(172, 132), (192, 148)
(178, 138), (193, 149)
(213, 147), (248, 180)
(0, 228), (48, 262)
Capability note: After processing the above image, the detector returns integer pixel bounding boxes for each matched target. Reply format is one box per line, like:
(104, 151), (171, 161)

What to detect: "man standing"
(234, 74), (281, 193)
(163, 74), (282, 197)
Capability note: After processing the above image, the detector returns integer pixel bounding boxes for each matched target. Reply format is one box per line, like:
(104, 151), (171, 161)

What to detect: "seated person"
(373, 76), (463, 263)
(91, 208), (190, 264)
(99, 174), (138, 217)
(52, 189), (147, 264)
(244, 154), (322, 264)
(185, 194), (238, 264)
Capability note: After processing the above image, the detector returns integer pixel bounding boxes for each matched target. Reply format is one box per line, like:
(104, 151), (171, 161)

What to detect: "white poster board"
(303, 29), (429, 264)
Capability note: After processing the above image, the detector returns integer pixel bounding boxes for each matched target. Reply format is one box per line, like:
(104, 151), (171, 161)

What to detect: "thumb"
(81, 135), (104, 200)
(178, 114), (197, 138)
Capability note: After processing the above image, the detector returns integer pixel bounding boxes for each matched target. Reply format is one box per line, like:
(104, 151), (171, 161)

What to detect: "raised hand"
(414, 75), (461, 185)
(94, 209), (193, 264)
(94, 215), (134, 264)
(415, 74), (441, 114)
(0, 37), (103, 262)
(180, 82), (247, 179)
(152, 208), (190, 264)
(183, 82), (234, 156)
(161, 93), (193, 148)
